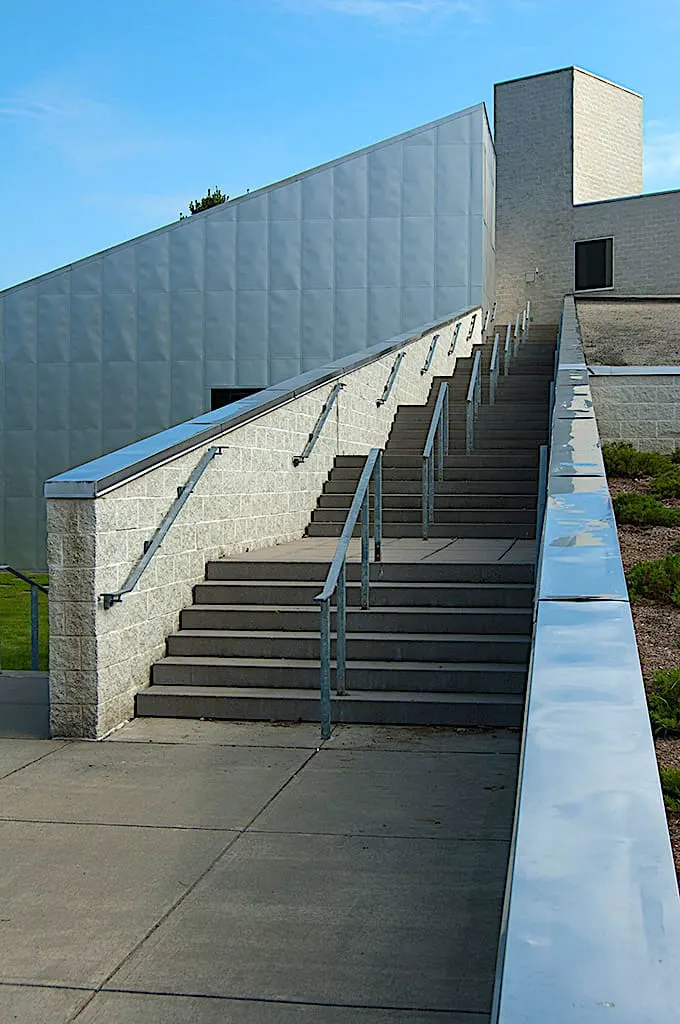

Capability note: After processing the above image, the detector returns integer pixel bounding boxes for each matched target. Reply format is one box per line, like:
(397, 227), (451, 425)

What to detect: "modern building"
(2, 65), (680, 568)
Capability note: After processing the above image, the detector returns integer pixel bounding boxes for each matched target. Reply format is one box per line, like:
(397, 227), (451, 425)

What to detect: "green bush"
(651, 469), (680, 499)
(672, 449), (680, 465)
(649, 669), (680, 737)
(613, 492), (680, 527)
(626, 553), (680, 604)
(660, 767), (680, 811)
(602, 442), (673, 478)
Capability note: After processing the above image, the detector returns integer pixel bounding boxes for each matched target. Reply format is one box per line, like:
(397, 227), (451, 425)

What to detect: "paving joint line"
(67, 735), (330, 1022)
(0, 742), (69, 783)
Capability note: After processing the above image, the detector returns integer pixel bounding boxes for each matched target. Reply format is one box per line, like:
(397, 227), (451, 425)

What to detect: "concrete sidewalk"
(0, 719), (519, 1022)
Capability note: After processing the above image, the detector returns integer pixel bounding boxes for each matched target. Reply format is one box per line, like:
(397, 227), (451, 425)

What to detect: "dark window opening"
(575, 238), (613, 291)
(210, 387), (261, 411)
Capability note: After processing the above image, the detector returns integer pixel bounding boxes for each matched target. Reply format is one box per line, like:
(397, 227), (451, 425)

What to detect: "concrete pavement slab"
(0, 821), (232, 988)
(329, 724), (521, 754)
(253, 749), (517, 840)
(0, 741), (311, 829)
(108, 718), (325, 749)
(0, 739), (65, 779)
(0, 984), (93, 1024)
(78, 990), (488, 1022)
(107, 831), (508, 1014)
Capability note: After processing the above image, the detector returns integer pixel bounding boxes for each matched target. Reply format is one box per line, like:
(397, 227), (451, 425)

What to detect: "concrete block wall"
(46, 310), (482, 739)
(574, 191), (680, 296)
(589, 371), (680, 453)
(495, 69), (574, 324)
(572, 70), (642, 204)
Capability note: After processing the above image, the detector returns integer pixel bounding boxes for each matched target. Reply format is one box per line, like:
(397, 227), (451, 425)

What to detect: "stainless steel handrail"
(448, 321), (462, 356)
(503, 322), (512, 376)
(489, 332), (500, 405)
(513, 313), (521, 358)
(101, 445), (223, 609)
(293, 382), (343, 466)
(0, 565), (48, 672)
(376, 352), (405, 407)
(483, 309), (490, 333)
(491, 300), (497, 324)
(421, 382), (449, 540)
(466, 349), (482, 454)
(315, 448), (383, 739)
(466, 312), (477, 341)
(420, 334), (440, 375)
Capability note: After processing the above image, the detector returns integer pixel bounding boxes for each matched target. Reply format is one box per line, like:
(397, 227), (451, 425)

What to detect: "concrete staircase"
(137, 325), (557, 729)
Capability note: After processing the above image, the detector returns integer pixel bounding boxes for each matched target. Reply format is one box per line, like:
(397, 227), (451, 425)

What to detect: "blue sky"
(2, 0), (680, 290)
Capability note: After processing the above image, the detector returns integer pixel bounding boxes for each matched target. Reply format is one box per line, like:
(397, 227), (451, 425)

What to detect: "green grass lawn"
(0, 572), (49, 671)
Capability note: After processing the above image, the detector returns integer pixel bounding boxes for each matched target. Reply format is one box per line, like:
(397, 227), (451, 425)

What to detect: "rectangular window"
(575, 237), (613, 291)
(210, 387), (261, 411)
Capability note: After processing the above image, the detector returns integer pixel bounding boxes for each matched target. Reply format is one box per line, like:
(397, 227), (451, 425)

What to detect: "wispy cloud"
(0, 79), (164, 168)
(278, 0), (480, 23)
(644, 125), (680, 193)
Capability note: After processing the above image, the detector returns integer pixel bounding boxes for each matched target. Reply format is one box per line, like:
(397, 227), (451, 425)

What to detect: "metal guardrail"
(420, 333), (439, 375)
(292, 382), (343, 466)
(0, 566), (48, 671)
(421, 383), (449, 540)
(465, 349), (482, 454)
(376, 352), (405, 407)
(100, 446), (223, 609)
(448, 321), (462, 356)
(466, 312), (477, 341)
(315, 449), (383, 740)
(489, 332), (500, 406)
(513, 312), (521, 358)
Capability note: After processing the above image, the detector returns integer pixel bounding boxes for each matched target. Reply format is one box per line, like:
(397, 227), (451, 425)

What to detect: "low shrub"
(651, 469), (680, 499)
(613, 492), (680, 527)
(626, 553), (680, 604)
(660, 767), (680, 812)
(660, 767), (680, 811)
(672, 449), (680, 465)
(648, 668), (680, 736)
(602, 442), (673, 478)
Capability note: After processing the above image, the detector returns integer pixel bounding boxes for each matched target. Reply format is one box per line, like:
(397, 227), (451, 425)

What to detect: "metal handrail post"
(489, 332), (500, 405)
(504, 323), (512, 376)
(521, 308), (527, 341)
(421, 382), (448, 539)
(336, 562), (347, 696)
(361, 491), (370, 609)
(444, 388), (450, 455)
(466, 349), (481, 455)
(320, 599), (332, 740)
(437, 418), (444, 481)
(30, 585), (39, 671)
(374, 451), (383, 562)
(422, 455), (430, 540)
(535, 445), (549, 572)
(428, 453), (435, 523)
(513, 313), (521, 358)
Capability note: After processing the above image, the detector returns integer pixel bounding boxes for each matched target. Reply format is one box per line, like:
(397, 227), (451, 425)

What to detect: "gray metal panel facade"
(0, 102), (494, 568)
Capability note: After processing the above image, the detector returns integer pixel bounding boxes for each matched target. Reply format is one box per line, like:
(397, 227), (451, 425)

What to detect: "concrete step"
(311, 507), (535, 525)
(180, 605), (533, 634)
(191, 580), (535, 607)
(165, 630), (531, 663)
(335, 453), (539, 468)
(318, 493), (536, 510)
(137, 685), (525, 727)
(323, 477), (538, 494)
(150, 657), (527, 693)
(332, 466), (538, 480)
(306, 522), (535, 538)
(204, 562), (535, 583)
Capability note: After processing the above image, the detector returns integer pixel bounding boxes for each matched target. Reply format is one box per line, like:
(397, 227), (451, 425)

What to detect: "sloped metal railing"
(315, 448), (383, 740)
(465, 349), (482, 453)
(421, 382), (450, 540)
(292, 382), (343, 466)
(0, 566), (48, 671)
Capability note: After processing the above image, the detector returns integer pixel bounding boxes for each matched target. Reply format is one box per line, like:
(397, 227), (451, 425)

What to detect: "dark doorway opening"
(210, 387), (262, 411)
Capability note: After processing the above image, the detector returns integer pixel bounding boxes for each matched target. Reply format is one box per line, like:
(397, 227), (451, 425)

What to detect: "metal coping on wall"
(491, 295), (680, 1023)
(44, 306), (479, 499)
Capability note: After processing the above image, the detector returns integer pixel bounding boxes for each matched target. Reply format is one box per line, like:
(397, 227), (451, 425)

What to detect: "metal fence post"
(422, 456), (429, 540)
(504, 322), (512, 376)
(374, 453), (383, 562)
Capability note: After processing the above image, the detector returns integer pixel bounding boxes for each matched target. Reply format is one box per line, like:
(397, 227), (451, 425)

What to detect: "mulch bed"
(609, 473), (680, 887)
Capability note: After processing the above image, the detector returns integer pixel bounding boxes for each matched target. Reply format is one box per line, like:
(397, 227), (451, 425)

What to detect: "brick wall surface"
(47, 311), (482, 738)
